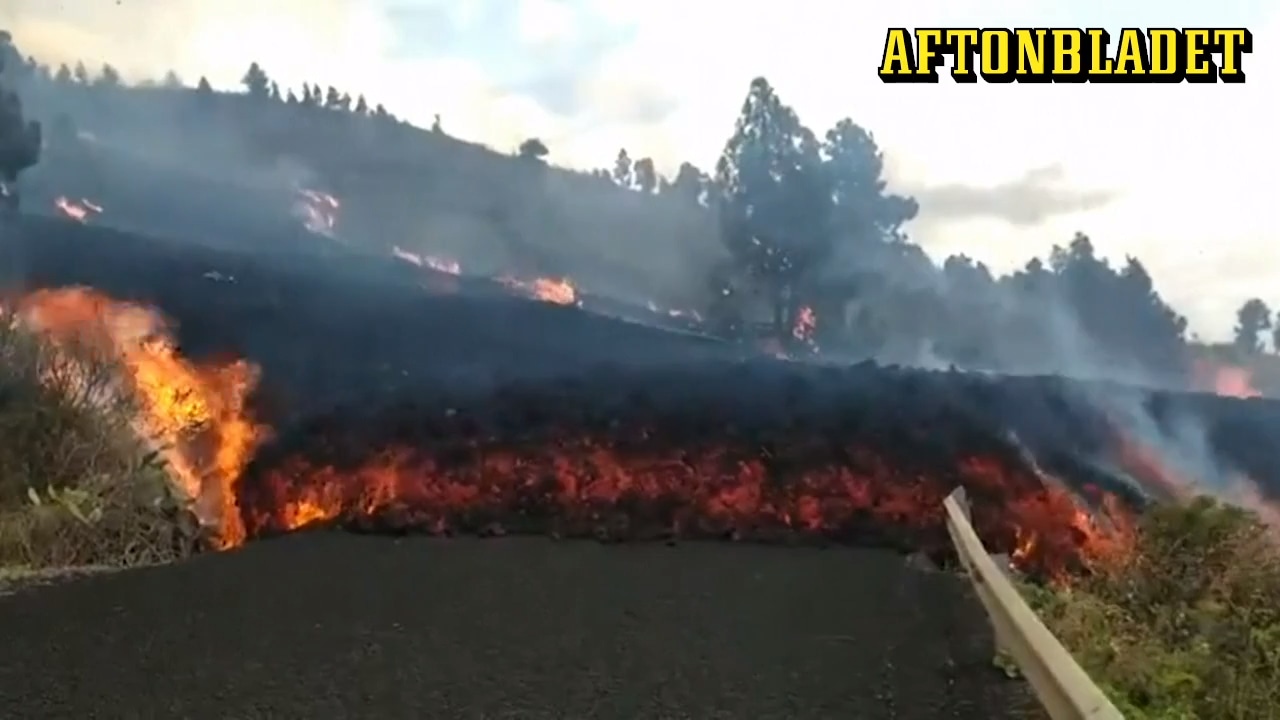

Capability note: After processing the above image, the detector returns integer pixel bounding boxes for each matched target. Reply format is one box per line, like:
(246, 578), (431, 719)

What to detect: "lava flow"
(239, 407), (1137, 582)
(1193, 358), (1262, 398)
(16, 287), (268, 547)
(12, 286), (1139, 580)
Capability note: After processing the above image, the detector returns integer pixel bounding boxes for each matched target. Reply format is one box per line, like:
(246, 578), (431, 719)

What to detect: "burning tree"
(0, 46), (42, 211)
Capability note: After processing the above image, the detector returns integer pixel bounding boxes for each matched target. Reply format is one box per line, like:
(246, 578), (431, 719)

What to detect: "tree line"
(3, 38), (1277, 379)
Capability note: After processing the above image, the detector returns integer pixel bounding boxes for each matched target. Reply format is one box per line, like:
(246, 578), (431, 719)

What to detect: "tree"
(1233, 299), (1272, 354)
(666, 161), (705, 204)
(72, 61), (89, 84)
(518, 137), (549, 161)
(0, 53), (42, 210)
(431, 113), (442, 133)
(285, 89), (298, 104)
(1273, 311), (1280, 354)
(714, 77), (831, 340)
(612, 148), (632, 188)
(54, 63), (71, 84)
(324, 86), (341, 110)
(162, 70), (183, 88)
(822, 118), (918, 247)
(97, 63), (121, 87)
(633, 157), (657, 193)
(268, 81), (281, 102)
(355, 95), (368, 114)
(241, 62), (269, 98)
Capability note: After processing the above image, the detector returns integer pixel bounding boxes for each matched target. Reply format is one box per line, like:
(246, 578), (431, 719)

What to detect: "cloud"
(912, 165), (1118, 227)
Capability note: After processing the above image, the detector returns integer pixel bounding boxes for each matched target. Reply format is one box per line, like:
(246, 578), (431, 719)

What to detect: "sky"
(3, 0), (1276, 342)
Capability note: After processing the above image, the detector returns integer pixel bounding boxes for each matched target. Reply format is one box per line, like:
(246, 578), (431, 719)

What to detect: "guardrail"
(943, 487), (1124, 720)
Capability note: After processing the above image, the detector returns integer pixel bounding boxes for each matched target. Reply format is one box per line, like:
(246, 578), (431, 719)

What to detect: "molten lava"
(1193, 358), (1262, 398)
(499, 276), (579, 306)
(294, 188), (340, 237)
(16, 287), (268, 547)
(240, 421), (1135, 582)
(53, 196), (104, 223)
(9, 287), (1144, 581)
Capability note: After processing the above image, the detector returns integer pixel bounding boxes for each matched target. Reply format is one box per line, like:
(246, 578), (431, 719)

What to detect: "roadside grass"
(1024, 496), (1280, 720)
(0, 313), (199, 579)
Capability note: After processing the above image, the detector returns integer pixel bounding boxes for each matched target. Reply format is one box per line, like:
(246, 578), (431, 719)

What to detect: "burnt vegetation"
(0, 31), (1278, 718)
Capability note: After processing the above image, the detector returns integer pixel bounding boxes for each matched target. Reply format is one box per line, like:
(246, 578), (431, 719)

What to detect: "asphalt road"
(0, 535), (1036, 719)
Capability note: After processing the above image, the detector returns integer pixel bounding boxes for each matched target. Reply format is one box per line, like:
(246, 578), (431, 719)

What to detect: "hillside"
(16, 81), (724, 310)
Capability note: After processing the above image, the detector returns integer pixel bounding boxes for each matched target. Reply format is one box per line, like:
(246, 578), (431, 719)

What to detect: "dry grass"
(0, 314), (201, 570)
(1026, 496), (1280, 719)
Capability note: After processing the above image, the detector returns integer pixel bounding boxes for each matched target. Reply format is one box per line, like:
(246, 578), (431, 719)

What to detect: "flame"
(294, 189), (340, 237)
(499, 276), (579, 306)
(15, 288), (268, 547)
(792, 306), (817, 344)
(238, 427), (1135, 582)
(392, 246), (461, 275)
(54, 196), (104, 223)
(1192, 358), (1261, 398)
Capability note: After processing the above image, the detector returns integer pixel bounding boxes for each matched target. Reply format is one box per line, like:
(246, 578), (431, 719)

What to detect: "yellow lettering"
(1014, 29), (1047, 75)
(1148, 29), (1182, 76)
(1115, 29), (1148, 74)
(946, 29), (980, 78)
(1087, 29), (1113, 75)
(1185, 29), (1214, 76)
(980, 29), (1012, 76)
(1051, 28), (1084, 75)
(878, 29), (916, 80)
(1214, 28), (1250, 79)
(914, 29), (944, 78)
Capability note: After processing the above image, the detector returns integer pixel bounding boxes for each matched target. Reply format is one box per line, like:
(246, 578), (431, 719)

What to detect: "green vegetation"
(0, 317), (198, 582)
(1026, 497), (1280, 720)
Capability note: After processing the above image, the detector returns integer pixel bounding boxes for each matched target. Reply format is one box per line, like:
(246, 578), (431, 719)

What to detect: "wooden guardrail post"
(943, 487), (1124, 720)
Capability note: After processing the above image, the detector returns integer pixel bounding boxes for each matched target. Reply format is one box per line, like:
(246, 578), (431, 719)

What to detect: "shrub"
(1028, 496), (1280, 719)
(0, 314), (201, 569)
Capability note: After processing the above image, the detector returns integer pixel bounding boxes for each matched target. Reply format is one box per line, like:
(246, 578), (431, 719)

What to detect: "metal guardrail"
(943, 487), (1125, 720)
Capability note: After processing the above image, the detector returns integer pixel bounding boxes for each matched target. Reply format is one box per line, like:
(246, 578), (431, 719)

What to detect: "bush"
(1028, 496), (1280, 719)
(0, 314), (200, 569)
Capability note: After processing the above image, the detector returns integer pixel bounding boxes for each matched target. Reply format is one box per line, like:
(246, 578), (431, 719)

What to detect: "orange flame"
(242, 435), (1135, 581)
(1192, 358), (1261, 398)
(15, 288), (268, 547)
(499, 276), (579, 306)
(54, 196), (104, 223)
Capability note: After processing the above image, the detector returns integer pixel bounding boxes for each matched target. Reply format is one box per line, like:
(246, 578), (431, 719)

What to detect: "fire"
(15, 287), (268, 547)
(792, 306), (817, 344)
(238, 422), (1135, 581)
(54, 196), (104, 223)
(392, 246), (461, 275)
(294, 188), (340, 237)
(499, 276), (579, 306)
(1192, 358), (1261, 398)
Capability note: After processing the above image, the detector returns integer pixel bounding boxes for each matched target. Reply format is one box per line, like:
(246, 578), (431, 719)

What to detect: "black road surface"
(0, 536), (1035, 719)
